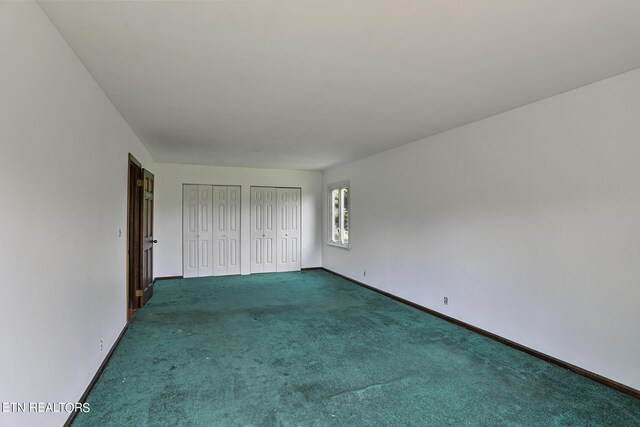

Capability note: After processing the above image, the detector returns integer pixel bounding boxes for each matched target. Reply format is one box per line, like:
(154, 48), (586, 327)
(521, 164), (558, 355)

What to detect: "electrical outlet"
(363, 270), (366, 277)
(100, 338), (104, 351)
(118, 228), (122, 238)
(444, 297), (448, 305)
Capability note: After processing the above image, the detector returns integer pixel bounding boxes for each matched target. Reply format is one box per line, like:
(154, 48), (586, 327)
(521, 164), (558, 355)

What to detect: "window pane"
(332, 189), (340, 242)
(341, 188), (349, 245)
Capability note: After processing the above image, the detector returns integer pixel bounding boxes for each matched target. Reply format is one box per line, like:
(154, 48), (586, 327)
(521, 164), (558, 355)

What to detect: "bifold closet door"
(250, 187), (277, 274)
(182, 185), (213, 278)
(213, 186), (241, 276)
(276, 188), (301, 272)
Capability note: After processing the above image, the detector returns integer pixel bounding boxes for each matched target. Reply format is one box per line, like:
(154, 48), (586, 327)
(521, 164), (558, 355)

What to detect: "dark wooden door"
(127, 155), (143, 318)
(141, 169), (155, 305)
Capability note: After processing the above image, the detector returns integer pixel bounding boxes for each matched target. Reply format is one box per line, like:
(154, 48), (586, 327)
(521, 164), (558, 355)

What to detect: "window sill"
(327, 242), (350, 250)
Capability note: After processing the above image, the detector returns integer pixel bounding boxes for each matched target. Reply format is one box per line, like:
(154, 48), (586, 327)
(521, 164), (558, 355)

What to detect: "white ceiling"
(40, 0), (640, 171)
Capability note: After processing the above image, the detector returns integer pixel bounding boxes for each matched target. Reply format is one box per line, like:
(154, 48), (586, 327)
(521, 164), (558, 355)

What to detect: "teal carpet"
(74, 271), (640, 426)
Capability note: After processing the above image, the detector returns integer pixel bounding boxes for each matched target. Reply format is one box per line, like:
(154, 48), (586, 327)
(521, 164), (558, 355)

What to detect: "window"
(328, 181), (349, 248)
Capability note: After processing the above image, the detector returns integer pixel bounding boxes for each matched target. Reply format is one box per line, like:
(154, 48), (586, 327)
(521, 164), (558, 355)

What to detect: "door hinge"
(135, 290), (144, 297)
(136, 179), (144, 187)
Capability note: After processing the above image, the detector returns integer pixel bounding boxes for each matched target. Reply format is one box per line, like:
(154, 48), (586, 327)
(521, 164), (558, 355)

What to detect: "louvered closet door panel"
(226, 186), (241, 275)
(183, 185), (200, 278)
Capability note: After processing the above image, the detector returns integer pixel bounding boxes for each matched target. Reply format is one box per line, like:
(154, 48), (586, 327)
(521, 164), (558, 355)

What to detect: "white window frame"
(327, 180), (350, 249)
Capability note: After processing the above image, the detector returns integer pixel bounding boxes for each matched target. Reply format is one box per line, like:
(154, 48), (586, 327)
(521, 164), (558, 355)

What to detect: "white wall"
(323, 68), (640, 391)
(0, 3), (156, 426)
(154, 163), (323, 277)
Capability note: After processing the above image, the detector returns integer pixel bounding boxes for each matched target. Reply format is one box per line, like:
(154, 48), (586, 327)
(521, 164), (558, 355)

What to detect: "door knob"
(152, 240), (158, 243)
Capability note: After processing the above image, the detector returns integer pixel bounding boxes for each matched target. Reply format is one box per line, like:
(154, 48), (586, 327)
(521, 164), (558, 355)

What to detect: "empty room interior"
(2, 1), (640, 426)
